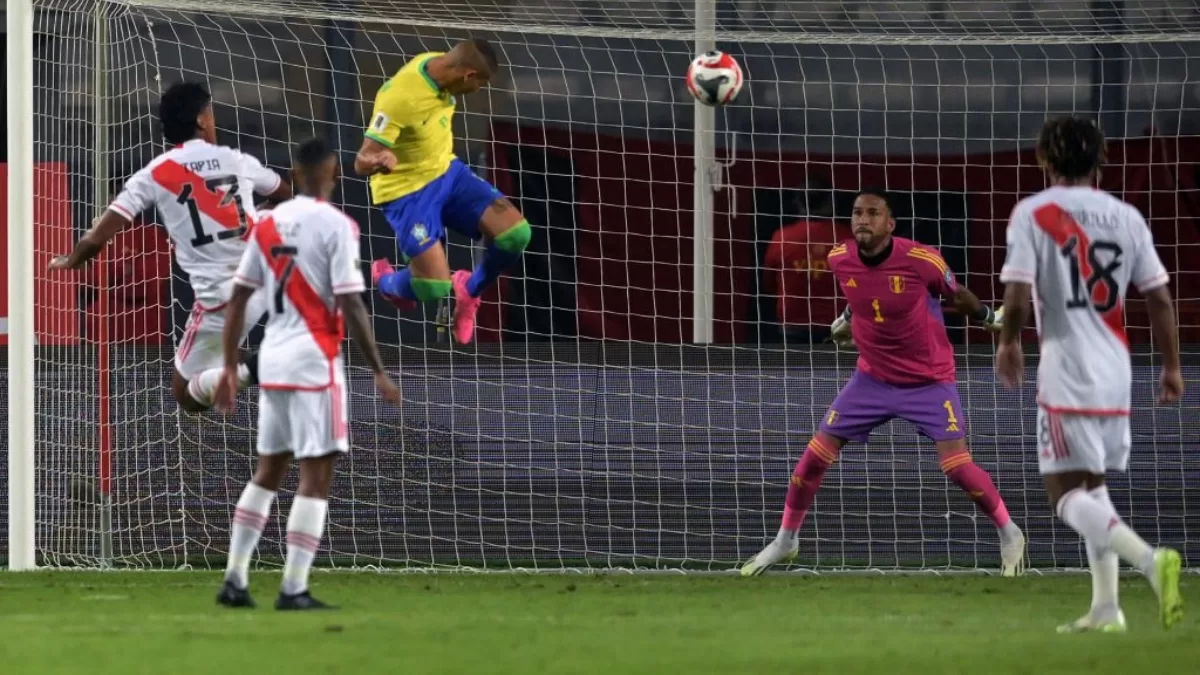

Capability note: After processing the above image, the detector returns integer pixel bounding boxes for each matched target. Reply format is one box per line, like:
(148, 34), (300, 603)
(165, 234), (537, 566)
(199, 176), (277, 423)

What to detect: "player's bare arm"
(48, 210), (128, 270)
(214, 283), (256, 412)
(354, 137), (397, 176)
(337, 292), (400, 404)
(995, 281), (1030, 388)
(1144, 284), (1183, 402)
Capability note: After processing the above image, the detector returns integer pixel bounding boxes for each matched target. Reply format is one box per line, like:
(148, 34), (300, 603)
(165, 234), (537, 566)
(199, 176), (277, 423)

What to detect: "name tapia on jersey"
(108, 139), (284, 307)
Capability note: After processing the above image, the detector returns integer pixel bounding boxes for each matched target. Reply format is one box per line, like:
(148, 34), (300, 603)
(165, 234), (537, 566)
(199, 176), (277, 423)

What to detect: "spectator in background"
(763, 191), (850, 345)
(83, 213), (171, 344)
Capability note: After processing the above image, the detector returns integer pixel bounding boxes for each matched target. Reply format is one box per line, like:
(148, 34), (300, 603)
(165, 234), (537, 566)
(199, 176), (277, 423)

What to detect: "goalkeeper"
(357, 39), (530, 344)
(742, 189), (1026, 577)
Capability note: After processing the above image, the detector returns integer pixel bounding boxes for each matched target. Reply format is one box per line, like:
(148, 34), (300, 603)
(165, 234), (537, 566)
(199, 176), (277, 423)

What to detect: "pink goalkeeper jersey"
(828, 236), (958, 385)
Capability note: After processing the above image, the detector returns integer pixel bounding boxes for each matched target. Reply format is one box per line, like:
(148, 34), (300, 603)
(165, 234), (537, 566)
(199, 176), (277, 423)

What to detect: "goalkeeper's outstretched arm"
(951, 285), (1003, 330)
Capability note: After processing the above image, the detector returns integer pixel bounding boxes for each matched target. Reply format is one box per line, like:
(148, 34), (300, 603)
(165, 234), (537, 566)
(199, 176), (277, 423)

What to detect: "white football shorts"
(256, 374), (350, 460)
(174, 289), (269, 379)
(1036, 406), (1131, 475)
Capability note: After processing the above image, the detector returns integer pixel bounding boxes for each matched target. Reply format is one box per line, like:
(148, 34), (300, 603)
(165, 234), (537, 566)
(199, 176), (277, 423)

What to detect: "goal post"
(7, 0), (37, 572)
(692, 0), (717, 345)
(10, 0), (1200, 572)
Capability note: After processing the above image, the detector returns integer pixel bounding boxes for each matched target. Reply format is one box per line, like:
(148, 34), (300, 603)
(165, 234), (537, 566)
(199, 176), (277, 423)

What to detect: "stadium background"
(0, 0), (1198, 569)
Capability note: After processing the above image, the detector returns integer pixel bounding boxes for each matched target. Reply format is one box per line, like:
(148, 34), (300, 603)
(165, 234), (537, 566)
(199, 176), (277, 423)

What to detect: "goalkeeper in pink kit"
(742, 189), (1026, 576)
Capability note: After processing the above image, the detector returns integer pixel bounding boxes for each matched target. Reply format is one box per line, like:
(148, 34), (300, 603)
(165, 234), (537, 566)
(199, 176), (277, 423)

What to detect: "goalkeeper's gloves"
(830, 307), (854, 347)
(974, 305), (1004, 333)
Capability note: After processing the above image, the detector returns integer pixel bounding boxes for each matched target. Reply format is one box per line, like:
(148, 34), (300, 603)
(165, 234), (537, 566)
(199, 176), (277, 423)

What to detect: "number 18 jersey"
(1001, 186), (1169, 414)
(108, 139), (283, 307)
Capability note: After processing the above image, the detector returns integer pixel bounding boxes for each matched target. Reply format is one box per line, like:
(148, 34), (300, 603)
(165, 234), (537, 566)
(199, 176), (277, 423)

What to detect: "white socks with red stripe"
(282, 496), (328, 596)
(187, 363), (252, 409)
(1057, 487), (1157, 584)
(224, 482), (276, 590)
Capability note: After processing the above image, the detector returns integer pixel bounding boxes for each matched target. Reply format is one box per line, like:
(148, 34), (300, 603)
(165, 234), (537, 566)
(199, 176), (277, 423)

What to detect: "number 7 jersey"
(108, 139), (284, 307)
(1001, 185), (1170, 414)
(233, 195), (366, 389)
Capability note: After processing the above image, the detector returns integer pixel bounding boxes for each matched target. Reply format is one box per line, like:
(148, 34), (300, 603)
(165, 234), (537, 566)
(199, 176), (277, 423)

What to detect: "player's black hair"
(293, 136), (335, 169)
(159, 81), (212, 145)
(464, 38), (499, 73)
(854, 187), (893, 214)
(1037, 115), (1106, 181)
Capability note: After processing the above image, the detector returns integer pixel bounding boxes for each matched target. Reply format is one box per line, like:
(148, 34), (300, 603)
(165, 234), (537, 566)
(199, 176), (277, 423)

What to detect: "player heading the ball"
(742, 189), (1026, 577)
(997, 116), (1183, 633)
(214, 137), (399, 611)
(357, 39), (532, 345)
(50, 81), (292, 413)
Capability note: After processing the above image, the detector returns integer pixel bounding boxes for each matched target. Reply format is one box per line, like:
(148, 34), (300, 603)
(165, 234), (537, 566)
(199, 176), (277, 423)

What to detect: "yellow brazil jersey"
(364, 52), (457, 204)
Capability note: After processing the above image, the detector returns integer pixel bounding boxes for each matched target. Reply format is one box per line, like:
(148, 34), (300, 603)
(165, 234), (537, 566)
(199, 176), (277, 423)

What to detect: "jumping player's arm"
(907, 244), (1003, 330)
(214, 237), (269, 411)
(49, 168), (157, 270)
(330, 216), (400, 403)
(354, 85), (406, 176)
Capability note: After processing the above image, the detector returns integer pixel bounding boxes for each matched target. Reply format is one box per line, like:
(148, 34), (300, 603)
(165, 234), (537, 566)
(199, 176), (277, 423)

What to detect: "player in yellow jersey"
(356, 39), (531, 344)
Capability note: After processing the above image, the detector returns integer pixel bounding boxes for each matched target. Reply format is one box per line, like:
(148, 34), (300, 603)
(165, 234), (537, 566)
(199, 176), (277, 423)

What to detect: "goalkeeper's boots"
(451, 269), (482, 345)
(1000, 526), (1027, 578)
(276, 590), (337, 611)
(1152, 547), (1184, 630)
(371, 259), (418, 312)
(1056, 610), (1127, 634)
(216, 580), (255, 609)
(739, 537), (799, 577)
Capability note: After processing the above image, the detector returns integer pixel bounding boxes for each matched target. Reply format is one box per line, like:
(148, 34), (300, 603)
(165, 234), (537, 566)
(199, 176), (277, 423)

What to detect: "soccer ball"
(686, 51), (744, 106)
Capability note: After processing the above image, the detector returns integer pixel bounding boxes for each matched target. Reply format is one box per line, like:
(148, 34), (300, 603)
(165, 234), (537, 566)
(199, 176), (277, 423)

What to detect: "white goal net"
(8, 0), (1199, 571)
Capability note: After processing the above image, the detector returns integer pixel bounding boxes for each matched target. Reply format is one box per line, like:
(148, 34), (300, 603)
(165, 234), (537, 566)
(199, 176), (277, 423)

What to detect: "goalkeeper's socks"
(187, 364), (251, 409)
(225, 482), (276, 589)
(781, 436), (838, 532)
(282, 496), (328, 596)
(939, 450), (1011, 530)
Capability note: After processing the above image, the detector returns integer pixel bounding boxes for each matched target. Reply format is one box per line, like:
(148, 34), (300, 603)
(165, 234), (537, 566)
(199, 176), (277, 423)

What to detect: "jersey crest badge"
(889, 275), (905, 294)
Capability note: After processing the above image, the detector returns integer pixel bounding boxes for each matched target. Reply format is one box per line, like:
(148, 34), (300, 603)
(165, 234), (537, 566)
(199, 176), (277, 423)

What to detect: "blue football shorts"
(380, 159), (504, 260)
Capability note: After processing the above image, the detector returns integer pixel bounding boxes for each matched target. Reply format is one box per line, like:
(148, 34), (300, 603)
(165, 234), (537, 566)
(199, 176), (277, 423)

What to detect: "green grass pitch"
(0, 572), (1195, 674)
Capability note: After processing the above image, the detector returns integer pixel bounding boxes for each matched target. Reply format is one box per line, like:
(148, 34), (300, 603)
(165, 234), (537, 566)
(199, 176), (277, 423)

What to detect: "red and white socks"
(225, 482), (276, 589)
(282, 496), (328, 596)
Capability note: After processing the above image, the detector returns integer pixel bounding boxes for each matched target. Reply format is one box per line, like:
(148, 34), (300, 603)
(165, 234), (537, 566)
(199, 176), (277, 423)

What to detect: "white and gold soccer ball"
(686, 51), (744, 106)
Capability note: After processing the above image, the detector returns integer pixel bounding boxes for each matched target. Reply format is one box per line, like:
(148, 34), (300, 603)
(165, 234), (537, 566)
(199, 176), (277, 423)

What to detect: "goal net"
(9, 0), (1199, 571)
